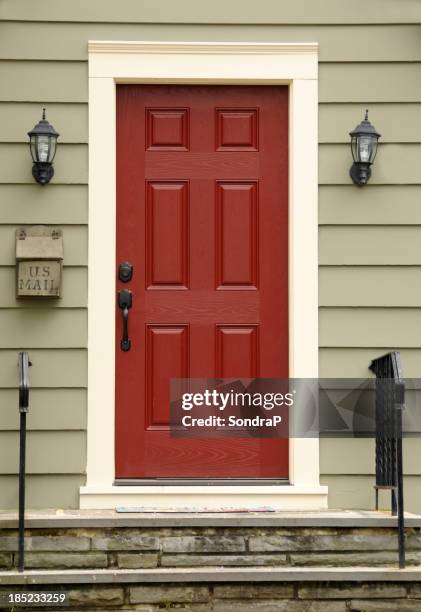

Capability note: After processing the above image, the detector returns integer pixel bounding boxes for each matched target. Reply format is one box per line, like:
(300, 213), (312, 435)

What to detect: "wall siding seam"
(5, 60), (421, 65)
(6, 102), (421, 106)
(318, 306), (421, 309)
(2, 18), (421, 25)
(319, 265), (421, 268)
(0, 261), (88, 267)
(319, 223), (421, 227)
(319, 183), (421, 186)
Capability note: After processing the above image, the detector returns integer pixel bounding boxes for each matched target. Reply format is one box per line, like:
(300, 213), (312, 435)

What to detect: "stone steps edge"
(1, 514), (421, 529)
(1, 567), (421, 585)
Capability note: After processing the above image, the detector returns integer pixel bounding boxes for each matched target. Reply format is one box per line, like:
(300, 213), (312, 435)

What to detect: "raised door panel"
(146, 108), (189, 150)
(146, 181), (189, 289)
(216, 325), (259, 377)
(146, 325), (189, 429)
(216, 181), (258, 289)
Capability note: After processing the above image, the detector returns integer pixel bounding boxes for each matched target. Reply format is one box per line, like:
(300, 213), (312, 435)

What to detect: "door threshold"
(80, 483), (329, 511)
(114, 478), (289, 486)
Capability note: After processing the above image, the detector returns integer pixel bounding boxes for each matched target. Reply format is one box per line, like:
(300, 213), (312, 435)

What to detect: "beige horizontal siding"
(320, 63), (421, 102)
(4, 61), (421, 104)
(0, 310), (86, 348)
(5, 102), (421, 145)
(321, 438), (421, 475)
(320, 144), (421, 184)
(319, 267), (421, 306)
(0, 62), (87, 103)
(3, 24), (421, 62)
(0, 103), (87, 144)
(0, 267), (87, 308)
(321, 475), (421, 513)
(0, 431), (86, 474)
(0, 144), (87, 184)
(319, 104), (421, 143)
(0, 185), (87, 225)
(0, 389), (86, 430)
(5, 143), (421, 187)
(319, 186), (421, 225)
(320, 226), (421, 265)
(0, 475), (84, 510)
(2, 0), (420, 24)
(320, 348), (421, 377)
(0, 349), (87, 388)
(0, 226), (87, 266)
(320, 308), (421, 347)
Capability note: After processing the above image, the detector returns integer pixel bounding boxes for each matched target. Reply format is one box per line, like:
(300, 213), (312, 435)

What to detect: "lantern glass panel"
(36, 135), (51, 163)
(358, 136), (372, 163)
(351, 136), (359, 162)
(48, 138), (57, 162)
(29, 136), (38, 162)
(369, 138), (378, 163)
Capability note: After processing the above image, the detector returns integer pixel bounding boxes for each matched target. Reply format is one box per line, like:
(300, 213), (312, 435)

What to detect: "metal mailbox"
(16, 226), (63, 298)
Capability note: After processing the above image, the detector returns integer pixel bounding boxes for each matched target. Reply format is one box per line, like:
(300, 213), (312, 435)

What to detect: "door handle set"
(118, 262), (134, 352)
(118, 289), (132, 352)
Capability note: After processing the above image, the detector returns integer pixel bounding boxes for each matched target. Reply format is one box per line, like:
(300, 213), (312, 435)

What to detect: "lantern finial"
(42, 108), (46, 121)
(365, 109), (369, 121)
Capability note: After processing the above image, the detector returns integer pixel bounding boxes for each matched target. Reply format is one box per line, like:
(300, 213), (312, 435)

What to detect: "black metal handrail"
(18, 351), (31, 573)
(369, 351), (405, 568)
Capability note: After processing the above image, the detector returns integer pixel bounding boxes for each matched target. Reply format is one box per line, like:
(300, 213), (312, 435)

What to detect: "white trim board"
(83, 40), (324, 511)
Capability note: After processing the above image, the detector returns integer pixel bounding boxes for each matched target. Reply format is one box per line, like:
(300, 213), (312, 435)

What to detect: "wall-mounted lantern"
(28, 108), (59, 185)
(349, 110), (380, 186)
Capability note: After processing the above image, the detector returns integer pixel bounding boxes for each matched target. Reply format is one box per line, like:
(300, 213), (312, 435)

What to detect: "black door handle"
(118, 289), (132, 352)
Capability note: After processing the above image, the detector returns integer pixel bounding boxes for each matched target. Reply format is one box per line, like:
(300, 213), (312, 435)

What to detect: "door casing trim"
(83, 41), (325, 509)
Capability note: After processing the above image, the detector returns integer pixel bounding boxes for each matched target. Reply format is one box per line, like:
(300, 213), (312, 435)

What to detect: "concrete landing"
(0, 509), (420, 528)
(1, 566), (421, 585)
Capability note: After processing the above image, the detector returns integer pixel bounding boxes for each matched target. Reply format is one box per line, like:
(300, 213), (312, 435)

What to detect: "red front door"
(116, 85), (289, 479)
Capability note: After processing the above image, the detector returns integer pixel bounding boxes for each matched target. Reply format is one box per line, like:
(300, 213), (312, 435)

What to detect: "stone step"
(1, 509), (420, 528)
(1, 566), (421, 585)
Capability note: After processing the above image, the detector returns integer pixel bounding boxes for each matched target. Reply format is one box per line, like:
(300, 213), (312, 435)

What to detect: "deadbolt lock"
(118, 261), (133, 283)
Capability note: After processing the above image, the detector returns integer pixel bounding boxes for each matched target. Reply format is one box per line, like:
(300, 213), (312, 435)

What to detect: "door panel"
(146, 181), (189, 288)
(116, 85), (289, 479)
(145, 325), (189, 431)
(216, 325), (259, 378)
(216, 181), (258, 288)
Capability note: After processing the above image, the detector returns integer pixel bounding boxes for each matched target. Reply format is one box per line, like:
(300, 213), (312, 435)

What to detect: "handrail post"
(369, 351), (406, 569)
(17, 351), (31, 573)
(395, 379), (405, 569)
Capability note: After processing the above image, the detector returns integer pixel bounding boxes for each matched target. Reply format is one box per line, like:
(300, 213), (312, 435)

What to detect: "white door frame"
(81, 41), (327, 510)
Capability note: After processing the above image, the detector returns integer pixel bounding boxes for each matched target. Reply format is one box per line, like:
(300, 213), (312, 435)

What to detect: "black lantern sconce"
(28, 108), (59, 185)
(349, 110), (381, 186)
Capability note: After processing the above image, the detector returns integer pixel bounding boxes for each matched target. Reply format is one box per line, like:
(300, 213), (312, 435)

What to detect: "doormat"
(116, 506), (277, 513)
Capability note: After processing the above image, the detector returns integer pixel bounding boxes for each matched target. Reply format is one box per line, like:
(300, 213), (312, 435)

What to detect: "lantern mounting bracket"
(32, 162), (54, 186)
(350, 161), (372, 186)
